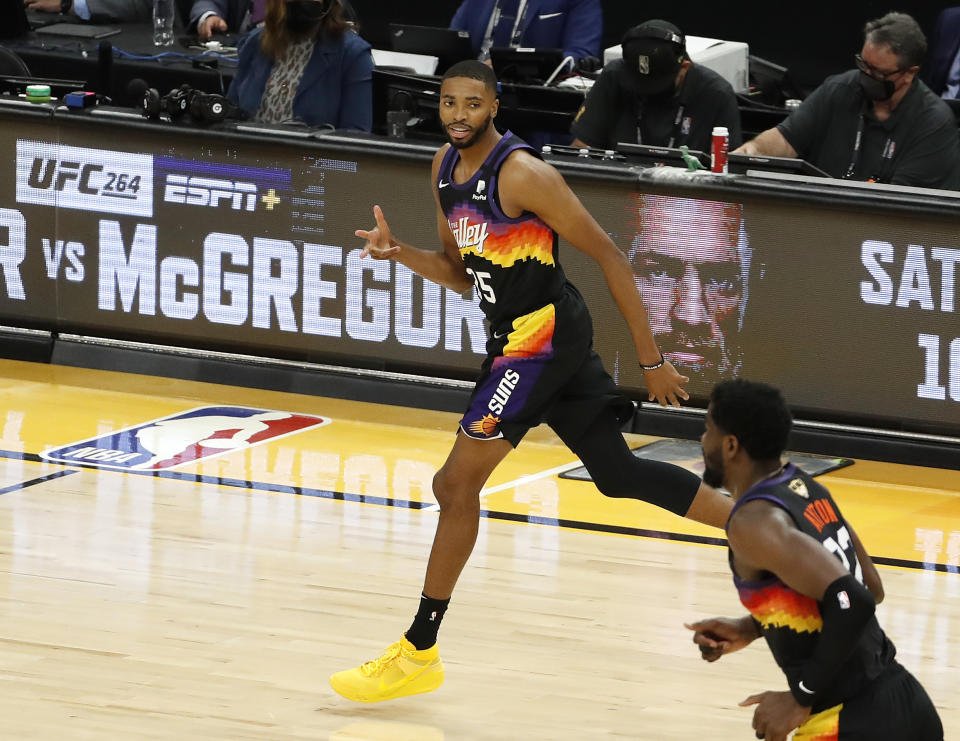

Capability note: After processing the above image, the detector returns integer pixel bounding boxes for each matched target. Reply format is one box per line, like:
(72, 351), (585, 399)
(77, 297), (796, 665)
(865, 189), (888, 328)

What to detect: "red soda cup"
(711, 126), (729, 173)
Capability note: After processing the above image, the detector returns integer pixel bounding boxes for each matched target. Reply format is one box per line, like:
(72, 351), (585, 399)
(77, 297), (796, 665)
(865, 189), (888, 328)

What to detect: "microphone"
(96, 41), (113, 99)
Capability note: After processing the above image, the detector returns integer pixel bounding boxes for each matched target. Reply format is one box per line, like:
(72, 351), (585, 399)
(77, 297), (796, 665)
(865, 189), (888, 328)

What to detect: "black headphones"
(139, 84), (244, 123)
(141, 83), (193, 119)
(622, 22), (686, 58)
(189, 89), (245, 122)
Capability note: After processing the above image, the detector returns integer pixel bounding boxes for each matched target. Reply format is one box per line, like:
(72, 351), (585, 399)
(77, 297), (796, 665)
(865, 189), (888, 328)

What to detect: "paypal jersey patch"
(40, 406), (330, 471)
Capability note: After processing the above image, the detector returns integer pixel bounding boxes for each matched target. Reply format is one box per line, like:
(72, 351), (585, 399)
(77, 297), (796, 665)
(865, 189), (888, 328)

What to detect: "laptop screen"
(727, 153), (831, 177)
(388, 24), (473, 75)
(615, 142), (710, 168)
(489, 47), (565, 85)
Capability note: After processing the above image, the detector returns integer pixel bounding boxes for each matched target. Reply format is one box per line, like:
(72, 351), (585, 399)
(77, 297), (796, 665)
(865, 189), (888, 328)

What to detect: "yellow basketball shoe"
(330, 637), (444, 703)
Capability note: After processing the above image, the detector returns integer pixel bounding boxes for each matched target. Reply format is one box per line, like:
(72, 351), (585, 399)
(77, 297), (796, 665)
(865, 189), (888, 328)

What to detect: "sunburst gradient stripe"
(502, 304), (555, 358)
(451, 206), (554, 267)
(793, 703), (840, 740)
(738, 582), (823, 633)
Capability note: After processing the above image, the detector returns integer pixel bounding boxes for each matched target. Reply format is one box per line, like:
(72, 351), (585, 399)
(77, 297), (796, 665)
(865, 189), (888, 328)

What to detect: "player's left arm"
(848, 523), (884, 604)
(730, 502), (879, 736)
(498, 152), (689, 407)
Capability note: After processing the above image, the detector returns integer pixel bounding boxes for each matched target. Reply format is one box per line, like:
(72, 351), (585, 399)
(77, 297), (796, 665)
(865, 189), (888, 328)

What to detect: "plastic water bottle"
(153, 0), (175, 46)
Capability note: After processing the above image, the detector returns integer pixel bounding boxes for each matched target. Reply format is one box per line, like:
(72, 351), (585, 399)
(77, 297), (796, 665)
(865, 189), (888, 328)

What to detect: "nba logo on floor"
(40, 406), (330, 471)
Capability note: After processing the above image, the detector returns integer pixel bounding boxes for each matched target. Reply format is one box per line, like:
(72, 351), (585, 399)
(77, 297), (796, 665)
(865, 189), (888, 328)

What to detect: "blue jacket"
(450, 0), (602, 62)
(227, 27), (374, 130)
(923, 7), (960, 97)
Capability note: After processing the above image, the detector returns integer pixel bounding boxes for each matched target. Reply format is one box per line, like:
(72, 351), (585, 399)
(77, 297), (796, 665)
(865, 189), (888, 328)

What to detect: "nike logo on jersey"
(450, 216), (490, 254)
(539, 12), (562, 19)
(438, 180), (450, 188)
(797, 680), (815, 695)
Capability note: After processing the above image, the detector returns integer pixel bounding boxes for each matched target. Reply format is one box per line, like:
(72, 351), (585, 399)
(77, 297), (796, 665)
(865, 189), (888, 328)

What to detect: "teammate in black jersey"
(330, 59), (735, 703)
(687, 379), (942, 741)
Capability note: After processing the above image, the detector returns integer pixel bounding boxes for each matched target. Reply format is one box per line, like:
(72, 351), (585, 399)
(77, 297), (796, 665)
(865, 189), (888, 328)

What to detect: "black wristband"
(640, 353), (664, 371)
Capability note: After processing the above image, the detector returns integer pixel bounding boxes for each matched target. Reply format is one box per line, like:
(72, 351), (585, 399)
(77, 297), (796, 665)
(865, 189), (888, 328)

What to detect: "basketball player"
(329, 60), (734, 703)
(687, 379), (942, 740)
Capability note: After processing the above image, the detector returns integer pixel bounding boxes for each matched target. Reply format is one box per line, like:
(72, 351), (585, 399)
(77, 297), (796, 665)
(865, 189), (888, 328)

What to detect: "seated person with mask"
(227, 0), (373, 130)
(23, 0), (150, 23)
(736, 12), (960, 189)
(450, 0), (601, 67)
(571, 20), (741, 153)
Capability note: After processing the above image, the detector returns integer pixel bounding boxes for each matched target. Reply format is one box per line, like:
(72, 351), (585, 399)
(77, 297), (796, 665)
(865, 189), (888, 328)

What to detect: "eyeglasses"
(854, 53), (907, 80)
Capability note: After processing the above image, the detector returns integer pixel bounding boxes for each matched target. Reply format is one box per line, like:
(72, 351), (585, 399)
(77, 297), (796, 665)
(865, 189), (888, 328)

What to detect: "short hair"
(864, 12), (927, 68)
(633, 193), (743, 248)
(709, 379), (792, 461)
(442, 60), (499, 94)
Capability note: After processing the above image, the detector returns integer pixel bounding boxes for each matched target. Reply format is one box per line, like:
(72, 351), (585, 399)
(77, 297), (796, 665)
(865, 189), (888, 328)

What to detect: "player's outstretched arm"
(684, 615), (760, 662)
(498, 152), (689, 406)
(353, 148), (472, 293)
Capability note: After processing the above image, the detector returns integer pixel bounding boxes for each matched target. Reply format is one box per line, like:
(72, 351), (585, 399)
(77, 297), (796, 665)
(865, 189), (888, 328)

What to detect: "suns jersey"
(729, 464), (895, 711)
(437, 132), (568, 330)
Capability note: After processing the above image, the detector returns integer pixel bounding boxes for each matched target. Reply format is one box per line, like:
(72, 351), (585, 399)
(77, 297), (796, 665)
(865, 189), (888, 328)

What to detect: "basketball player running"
(687, 379), (942, 740)
(330, 59), (733, 703)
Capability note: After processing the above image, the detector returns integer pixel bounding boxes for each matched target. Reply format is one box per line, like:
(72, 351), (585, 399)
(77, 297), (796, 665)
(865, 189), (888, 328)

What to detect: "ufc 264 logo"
(16, 140), (154, 217)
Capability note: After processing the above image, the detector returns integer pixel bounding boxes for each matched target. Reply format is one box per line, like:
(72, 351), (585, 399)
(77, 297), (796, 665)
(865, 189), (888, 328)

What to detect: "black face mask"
(285, 0), (329, 30)
(858, 71), (896, 101)
(642, 82), (676, 102)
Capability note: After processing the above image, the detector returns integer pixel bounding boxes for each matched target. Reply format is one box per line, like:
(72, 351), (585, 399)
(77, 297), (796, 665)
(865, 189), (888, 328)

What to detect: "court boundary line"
(0, 449), (953, 574)
(0, 469), (79, 495)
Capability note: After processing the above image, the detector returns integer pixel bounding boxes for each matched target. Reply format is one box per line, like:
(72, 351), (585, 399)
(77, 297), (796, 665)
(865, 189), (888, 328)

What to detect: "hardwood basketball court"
(0, 358), (956, 739)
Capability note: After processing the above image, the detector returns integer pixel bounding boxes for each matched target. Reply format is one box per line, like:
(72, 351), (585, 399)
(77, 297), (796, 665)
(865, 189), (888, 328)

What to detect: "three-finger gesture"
(355, 205), (401, 260)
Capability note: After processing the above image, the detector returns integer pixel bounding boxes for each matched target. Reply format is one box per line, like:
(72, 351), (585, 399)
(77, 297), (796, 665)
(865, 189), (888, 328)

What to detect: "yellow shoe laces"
(360, 641), (405, 677)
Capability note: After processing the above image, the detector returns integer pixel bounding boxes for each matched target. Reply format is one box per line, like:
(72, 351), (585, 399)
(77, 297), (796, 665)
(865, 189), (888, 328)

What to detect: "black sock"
(404, 594), (450, 650)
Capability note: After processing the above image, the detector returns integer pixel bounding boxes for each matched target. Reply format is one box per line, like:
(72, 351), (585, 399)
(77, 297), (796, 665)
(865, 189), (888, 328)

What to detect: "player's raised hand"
(684, 616), (759, 662)
(642, 359), (689, 407)
(356, 205), (401, 260)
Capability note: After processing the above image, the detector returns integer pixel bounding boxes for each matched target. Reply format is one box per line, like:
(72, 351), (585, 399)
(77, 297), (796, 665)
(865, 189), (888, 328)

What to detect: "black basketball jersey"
(728, 463), (895, 711)
(437, 132), (568, 331)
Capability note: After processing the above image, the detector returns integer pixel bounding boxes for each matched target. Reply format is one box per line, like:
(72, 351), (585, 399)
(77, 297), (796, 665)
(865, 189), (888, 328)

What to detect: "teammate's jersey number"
(466, 268), (496, 303)
(822, 525), (864, 584)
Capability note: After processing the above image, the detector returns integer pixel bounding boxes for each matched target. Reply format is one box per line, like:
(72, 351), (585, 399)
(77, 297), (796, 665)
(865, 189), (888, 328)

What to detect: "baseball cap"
(620, 20), (686, 95)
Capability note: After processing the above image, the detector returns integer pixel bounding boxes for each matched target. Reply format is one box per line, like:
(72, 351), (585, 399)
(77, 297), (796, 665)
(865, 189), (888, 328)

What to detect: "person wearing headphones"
(571, 19), (741, 154)
(226, 0), (373, 129)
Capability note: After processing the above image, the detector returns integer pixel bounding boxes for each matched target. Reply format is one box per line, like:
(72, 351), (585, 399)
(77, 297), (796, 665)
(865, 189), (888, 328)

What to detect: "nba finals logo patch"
(40, 406), (329, 471)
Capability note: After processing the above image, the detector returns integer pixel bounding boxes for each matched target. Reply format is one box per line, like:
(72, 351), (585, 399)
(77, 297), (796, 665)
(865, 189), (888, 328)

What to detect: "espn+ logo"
(16, 140), (154, 217)
(163, 174), (259, 211)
